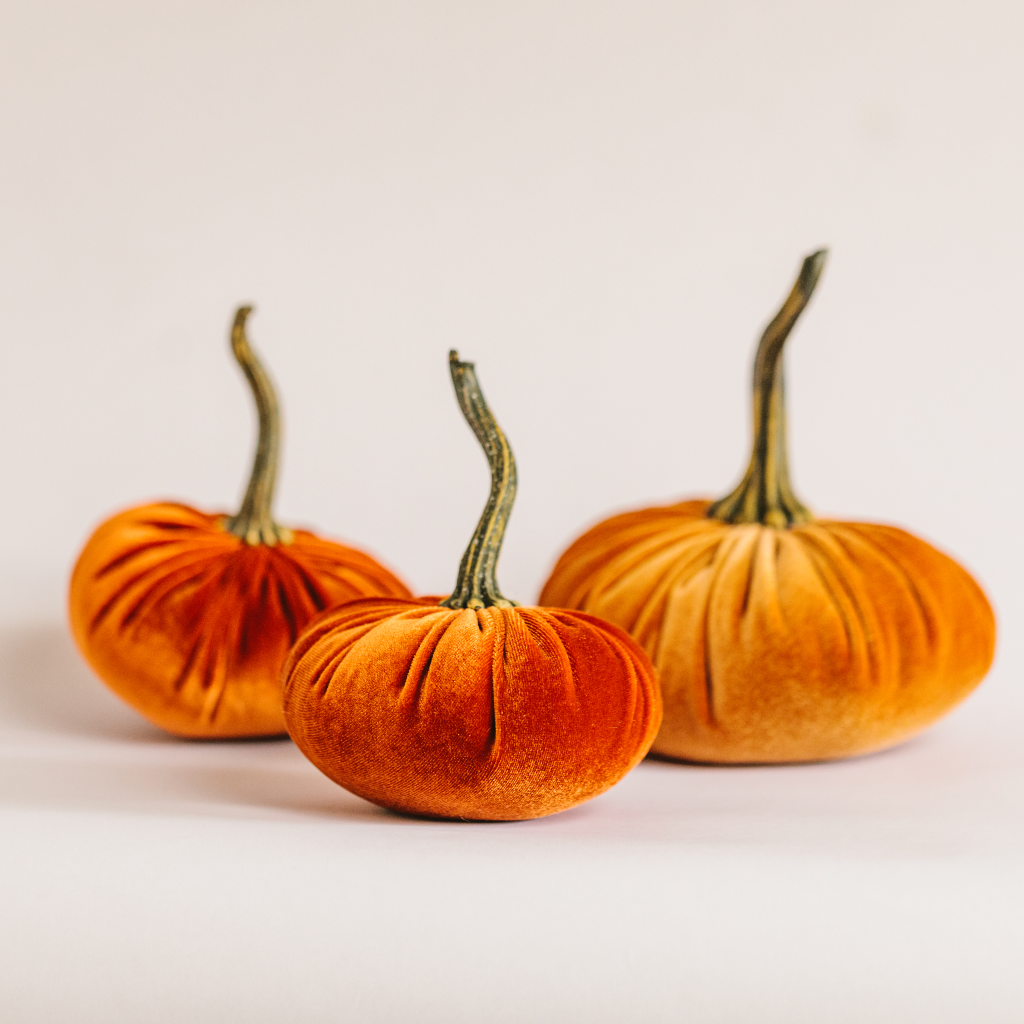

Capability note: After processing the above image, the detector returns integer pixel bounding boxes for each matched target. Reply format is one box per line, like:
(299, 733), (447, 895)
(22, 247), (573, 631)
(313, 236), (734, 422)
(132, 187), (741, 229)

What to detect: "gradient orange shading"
(541, 252), (995, 763)
(283, 352), (661, 819)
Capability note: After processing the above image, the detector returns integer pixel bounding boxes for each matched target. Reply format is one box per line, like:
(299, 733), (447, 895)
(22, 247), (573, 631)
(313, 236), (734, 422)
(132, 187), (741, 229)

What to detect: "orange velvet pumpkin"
(540, 252), (996, 764)
(68, 307), (410, 739)
(282, 352), (661, 820)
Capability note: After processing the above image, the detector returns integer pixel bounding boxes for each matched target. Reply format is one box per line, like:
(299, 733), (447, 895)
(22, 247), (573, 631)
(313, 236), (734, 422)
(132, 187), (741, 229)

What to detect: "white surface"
(2, 2), (1024, 1020)
(3, 622), (1024, 1023)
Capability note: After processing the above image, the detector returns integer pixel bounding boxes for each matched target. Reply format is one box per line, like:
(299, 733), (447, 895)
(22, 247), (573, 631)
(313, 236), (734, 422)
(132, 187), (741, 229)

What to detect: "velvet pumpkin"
(68, 307), (410, 739)
(282, 352), (661, 820)
(540, 251), (996, 764)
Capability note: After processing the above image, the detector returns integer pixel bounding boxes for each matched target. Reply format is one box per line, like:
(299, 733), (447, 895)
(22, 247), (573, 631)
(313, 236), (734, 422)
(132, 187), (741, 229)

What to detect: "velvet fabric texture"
(282, 597), (662, 820)
(69, 502), (412, 738)
(540, 499), (996, 763)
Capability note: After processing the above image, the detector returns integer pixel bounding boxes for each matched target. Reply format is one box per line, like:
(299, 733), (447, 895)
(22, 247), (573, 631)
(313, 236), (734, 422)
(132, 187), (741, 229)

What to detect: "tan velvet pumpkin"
(282, 352), (662, 820)
(540, 251), (996, 764)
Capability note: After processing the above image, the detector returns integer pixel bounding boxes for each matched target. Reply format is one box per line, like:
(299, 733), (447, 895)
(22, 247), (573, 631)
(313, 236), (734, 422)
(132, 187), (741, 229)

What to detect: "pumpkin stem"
(707, 249), (827, 529)
(441, 351), (518, 610)
(223, 306), (293, 546)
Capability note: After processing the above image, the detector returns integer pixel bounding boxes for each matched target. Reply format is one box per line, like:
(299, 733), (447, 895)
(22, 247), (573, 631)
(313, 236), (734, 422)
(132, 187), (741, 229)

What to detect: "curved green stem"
(223, 306), (292, 546)
(441, 351), (518, 609)
(707, 249), (827, 529)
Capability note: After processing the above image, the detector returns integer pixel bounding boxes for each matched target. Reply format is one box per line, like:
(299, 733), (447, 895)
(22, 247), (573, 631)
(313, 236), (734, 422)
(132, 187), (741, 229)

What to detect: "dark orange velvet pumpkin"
(282, 352), (661, 820)
(68, 307), (411, 739)
(541, 252), (996, 764)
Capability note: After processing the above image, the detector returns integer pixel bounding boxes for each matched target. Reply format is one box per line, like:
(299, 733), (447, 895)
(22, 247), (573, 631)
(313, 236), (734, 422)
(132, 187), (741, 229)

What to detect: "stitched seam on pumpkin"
(274, 577), (297, 644)
(271, 561), (329, 642)
(552, 512), (707, 596)
(207, 584), (247, 703)
(201, 635), (232, 721)
(127, 556), (237, 632)
(739, 536), (758, 617)
(602, 629), (643, 757)
(554, 517), (716, 612)
(331, 601), (428, 633)
(702, 605), (716, 729)
(528, 609), (580, 707)
(829, 525), (937, 648)
(172, 633), (204, 692)
(631, 535), (724, 643)
(295, 549), (402, 601)
(796, 534), (862, 674)
(316, 624), (379, 697)
(136, 519), (200, 531)
(803, 528), (887, 685)
(400, 615), (451, 702)
(88, 546), (225, 633)
(281, 555), (331, 611)
(93, 539), (184, 579)
(585, 523), (722, 597)
(699, 536), (743, 730)
(521, 608), (573, 670)
(234, 575), (267, 659)
(95, 544), (235, 633)
(490, 647), (501, 756)
(490, 611), (507, 760)
(317, 644), (354, 698)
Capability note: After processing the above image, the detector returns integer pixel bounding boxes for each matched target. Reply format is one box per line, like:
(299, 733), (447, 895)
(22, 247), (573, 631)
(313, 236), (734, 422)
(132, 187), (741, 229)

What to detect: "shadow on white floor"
(0, 621), (386, 823)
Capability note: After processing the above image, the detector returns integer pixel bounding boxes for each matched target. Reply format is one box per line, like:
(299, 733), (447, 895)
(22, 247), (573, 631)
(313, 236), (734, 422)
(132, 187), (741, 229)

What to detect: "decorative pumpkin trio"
(68, 251), (996, 821)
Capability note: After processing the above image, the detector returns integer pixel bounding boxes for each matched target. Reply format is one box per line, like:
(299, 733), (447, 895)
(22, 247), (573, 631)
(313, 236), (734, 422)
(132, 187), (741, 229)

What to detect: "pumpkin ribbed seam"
(88, 544), (227, 633)
(738, 532), (758, 618)
(628, 533), (724, 644)
(281, 558), (329, 627)
(310, 621), (380, 698)
(277, 553), (332, 612)
(829, 524), (939, 652)
(549, 521), (664, 607)
(199, 621), (232, 723)
(271, 574), (300, 646)
(172, 631), (207, 692)
(520, 608), (579, 709)
(124, 550), (238, 631)
(796, 528), (880, 686)
(282, 612), (343, 671)
(93, 538), (186, 579)
(319, 563), (400, 598)
(487, 608), (510, 764)
(132, 506), (206, 529)
(150, 573), (234, 707)
(793, 532), (857, 661)
(583, 522), (722, 614)
(401, 612), (456, 716)
(827, 524), (937, 684)
(699, 531), (748, 729)
(597, 627), (646, 758)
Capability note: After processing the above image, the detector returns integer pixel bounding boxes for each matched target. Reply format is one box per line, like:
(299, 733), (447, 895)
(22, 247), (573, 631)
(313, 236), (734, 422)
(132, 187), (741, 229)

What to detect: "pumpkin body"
(282, 596), (662, 820)
(69, 501), (412, 738)
(540, 499), (995, 763)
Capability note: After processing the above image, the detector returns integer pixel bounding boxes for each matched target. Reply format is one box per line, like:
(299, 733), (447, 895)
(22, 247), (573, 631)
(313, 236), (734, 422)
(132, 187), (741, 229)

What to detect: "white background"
(2, 2), (1023, 1021)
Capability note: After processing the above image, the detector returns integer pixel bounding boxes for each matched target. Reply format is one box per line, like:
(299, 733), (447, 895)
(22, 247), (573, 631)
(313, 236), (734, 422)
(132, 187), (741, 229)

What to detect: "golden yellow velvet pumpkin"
(282, 352), (661, 820)
(69, 307), (410, 739)
(540, 251), (996, 764)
